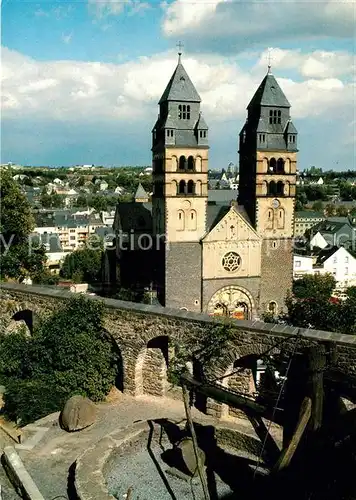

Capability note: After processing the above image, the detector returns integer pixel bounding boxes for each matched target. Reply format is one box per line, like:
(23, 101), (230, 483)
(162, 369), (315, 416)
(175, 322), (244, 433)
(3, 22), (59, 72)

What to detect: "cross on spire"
(176, 41), (184, 61)
(267, 48), (273, 74)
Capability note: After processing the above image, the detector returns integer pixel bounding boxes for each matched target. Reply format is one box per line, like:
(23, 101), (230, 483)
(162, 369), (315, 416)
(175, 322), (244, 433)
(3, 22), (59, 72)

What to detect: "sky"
(1, 0), (356, 170)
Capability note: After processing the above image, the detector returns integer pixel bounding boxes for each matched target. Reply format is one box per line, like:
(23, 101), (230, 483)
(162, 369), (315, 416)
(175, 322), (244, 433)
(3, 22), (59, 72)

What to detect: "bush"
(3, 378), (69, 426)
(0, 296), (119, 425)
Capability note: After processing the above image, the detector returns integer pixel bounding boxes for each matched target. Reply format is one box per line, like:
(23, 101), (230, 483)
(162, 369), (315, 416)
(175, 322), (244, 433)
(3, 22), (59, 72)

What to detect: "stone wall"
(1, 283), (356, 420)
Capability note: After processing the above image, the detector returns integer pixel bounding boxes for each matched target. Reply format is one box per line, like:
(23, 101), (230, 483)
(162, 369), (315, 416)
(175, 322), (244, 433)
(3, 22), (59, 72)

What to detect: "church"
(114, 52), (298, 320)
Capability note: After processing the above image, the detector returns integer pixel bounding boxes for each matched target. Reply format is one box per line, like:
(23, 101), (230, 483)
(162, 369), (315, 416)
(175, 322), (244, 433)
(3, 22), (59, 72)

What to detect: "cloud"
(88, 0), (150, 18)
(162, 0), (356, 52)
(61, 33), (73, 44)
(1, 46), (353, 126)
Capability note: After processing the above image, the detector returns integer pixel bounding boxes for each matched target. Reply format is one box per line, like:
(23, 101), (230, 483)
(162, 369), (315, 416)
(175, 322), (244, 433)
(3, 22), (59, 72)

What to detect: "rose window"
(222, 252), (241, 272)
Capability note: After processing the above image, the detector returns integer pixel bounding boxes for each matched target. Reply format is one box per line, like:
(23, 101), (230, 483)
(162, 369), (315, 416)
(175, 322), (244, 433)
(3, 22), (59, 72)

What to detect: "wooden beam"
(273, 397), (312, 473)
(306, 345), (326, 432)
(180, 372), (284, 425)
(182, 384), (210, 500)
(247, 414), (281, 466)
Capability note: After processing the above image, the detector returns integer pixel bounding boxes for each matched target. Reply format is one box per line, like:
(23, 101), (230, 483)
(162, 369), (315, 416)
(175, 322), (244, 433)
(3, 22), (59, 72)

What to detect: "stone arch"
(277, 157), (285, 173)
(171, 180), (177, 195)
(172, 155), (178, 171)
(188, 209), (197, 230)
(268, 157), (277, 173)
(187, 180), (195, 194)
(178, 180), (186, 194)
(267, 208), (274, 229)
(277, 208), (285, 229)
(268, 181), (276, 196)
(195, 156), (202, 172)
(219, 357), (256, 420)
(11, 309), (36, 335)
(262, 157), (269, 172)
(195, 179), (202, 195)
(187, 155), (194, 170)
(207, 285), (256, 320)
(177, 209), (185, 230)
(276, 181), (284, 196)
(261, 180), (268, 195)
(284, 181), (290, 197)
(179, 155), (186, 170)
(134, 335), (169, 397)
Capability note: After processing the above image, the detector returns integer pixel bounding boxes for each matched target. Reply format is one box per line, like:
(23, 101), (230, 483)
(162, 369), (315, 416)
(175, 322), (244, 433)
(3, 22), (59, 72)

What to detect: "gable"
(203, 207), (260, 243)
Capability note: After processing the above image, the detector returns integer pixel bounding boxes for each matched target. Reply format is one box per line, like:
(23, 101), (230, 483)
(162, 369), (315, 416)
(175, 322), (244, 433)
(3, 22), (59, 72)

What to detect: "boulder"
(177, 437), (206, 476)
(60, 395), (96, 432)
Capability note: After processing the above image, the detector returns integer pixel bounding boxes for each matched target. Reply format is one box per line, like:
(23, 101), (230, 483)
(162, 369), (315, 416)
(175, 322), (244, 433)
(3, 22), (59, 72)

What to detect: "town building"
(114, 54), (298, 319)
(294, 211), (324, 236)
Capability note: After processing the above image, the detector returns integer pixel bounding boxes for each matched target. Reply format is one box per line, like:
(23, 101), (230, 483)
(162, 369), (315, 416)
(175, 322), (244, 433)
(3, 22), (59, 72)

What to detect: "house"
(293, 254), (314, 279)
(313, 246), (356, 289)
(309, 218), (356, 251)
(114, 186), (125, 195)
(99, 181), (109, 191)
(29, 232), (67, 273)
(101, 210), (116, 227)
(294, 211), (324, 236)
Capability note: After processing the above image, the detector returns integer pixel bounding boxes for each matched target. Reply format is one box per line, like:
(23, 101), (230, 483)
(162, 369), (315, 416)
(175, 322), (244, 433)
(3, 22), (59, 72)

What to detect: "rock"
(60, 395), (96, 432)
(177, 437), (206, 476)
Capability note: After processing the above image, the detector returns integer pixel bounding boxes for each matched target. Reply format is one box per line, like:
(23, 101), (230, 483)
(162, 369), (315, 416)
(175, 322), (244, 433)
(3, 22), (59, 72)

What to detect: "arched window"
(262, 180), (268, 195)
(277, 110), (281, 124)
(171, 155), (178, 171)
(284, 181), (290, 197)
(269, 158), (277, 173)
(171, 180), (177, 195)
(284, 158), (291, 174)
(277, 158), (285, 173)
(179, 155), (186, 170)
(267, 209), (274, 229)
(277, 208), (285, 229)
(189, 210), (197, 230)
(178, 180), (186, 194)
(195, 180), (202, 195)
(273, 110), (278, 124)
(268, 181), (276, 196)
(187, 156), (194, 170)
(195, 156), (202, 172)
(177, 210), (185, 230)
(268, 301), (277, 315)
(187, 180), (195, 194)
(187, 105), (191, 120)
(276, 181), (284, 196)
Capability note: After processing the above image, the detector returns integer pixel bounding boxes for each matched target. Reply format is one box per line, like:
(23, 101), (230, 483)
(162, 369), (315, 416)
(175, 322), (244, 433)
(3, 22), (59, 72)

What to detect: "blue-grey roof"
(208, 190), (237, 204)
(30, 232), (63, 252)
(248, 72), (290, 109)
(135, 183), (149, 200)
(285, 120), (298, 134)
(115, 202), (152, 233)
(195, 113), (208, 130)
(159, 58), (201, 104)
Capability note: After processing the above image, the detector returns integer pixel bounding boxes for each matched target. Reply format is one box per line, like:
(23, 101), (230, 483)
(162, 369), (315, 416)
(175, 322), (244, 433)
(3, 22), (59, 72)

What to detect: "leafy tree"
(90, 195), (108, 212)
(0, 171), (47, 281)
(312, 200), (323, 212)
(336, 205), (349, 217)
(325, 203), (336, 217)
(75, 194), (88, 208)
(0, 296), (119, 425)
(292, 274), (336, 300)
(60, 247), (102, 283)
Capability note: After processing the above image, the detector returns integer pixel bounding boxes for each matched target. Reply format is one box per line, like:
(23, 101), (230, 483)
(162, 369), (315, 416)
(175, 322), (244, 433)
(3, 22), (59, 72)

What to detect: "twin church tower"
(115, 53), (298, 320)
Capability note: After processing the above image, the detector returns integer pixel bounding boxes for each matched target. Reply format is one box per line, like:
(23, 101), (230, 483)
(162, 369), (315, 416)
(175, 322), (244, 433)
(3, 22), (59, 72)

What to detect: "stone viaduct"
(1, 283), (356, 420)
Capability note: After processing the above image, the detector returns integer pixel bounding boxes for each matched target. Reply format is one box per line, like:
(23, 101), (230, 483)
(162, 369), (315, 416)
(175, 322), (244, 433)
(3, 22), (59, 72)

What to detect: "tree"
(292, 274), (336, 300)
(90, 195), (108, 212)
(60, 247), (103, 283)
(325, 203), (336, 217)
(312, 201), (323, 212)
(336, 205), (349, 217)
(0, 171), (47, 281)
(0, 296), (119, 425)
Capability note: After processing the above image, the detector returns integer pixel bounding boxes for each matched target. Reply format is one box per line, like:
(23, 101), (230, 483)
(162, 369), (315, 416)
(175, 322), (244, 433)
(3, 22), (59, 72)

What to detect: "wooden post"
(273, 397), (312, 472)
(182, 384), (210, 500)
(306, 345), (326, 432)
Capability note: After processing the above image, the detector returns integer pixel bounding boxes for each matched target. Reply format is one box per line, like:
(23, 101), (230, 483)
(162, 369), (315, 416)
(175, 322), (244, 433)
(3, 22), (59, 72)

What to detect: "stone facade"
(2, 284), (356, 423)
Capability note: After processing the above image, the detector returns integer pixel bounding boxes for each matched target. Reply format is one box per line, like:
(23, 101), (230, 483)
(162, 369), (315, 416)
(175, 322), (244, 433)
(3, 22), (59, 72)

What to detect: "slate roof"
(208, 190), (237, 204)
(115, 202), (152, 232)
(315, 246), (339, 266)
(285, 120), (298, 134)
(248, 72), (290, 109)
(206, 202), (251, 232)
(195, 113), (209, 130)
(135, 183), (149, 200)
(159, 58), (201, 104)
(295, 211), (324, 219)
(30, 232), (63, 252)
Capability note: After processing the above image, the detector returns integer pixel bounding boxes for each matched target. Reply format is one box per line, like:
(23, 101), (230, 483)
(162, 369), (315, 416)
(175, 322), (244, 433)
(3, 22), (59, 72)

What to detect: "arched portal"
(207, 286), (255, 320)
(219, 359), (256, 420)
(134, 336), (169, 397)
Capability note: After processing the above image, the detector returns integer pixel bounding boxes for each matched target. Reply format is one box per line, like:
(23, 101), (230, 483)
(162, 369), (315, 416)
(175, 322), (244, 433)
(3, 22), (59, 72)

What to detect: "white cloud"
(1, 46), (354, 139)
(88, 0), (150, 18)
(162, 0), (356, 51)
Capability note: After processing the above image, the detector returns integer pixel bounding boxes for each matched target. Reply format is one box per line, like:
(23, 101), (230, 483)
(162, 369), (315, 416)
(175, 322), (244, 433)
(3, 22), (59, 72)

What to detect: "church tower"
(152, 53), (209, 310)
(238, 67), (298, 314)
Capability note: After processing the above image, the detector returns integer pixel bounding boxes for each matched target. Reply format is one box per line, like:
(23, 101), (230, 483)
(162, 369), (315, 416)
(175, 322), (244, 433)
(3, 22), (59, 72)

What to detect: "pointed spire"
(267, 48), (272, 74)
(158, 52), (201, 104)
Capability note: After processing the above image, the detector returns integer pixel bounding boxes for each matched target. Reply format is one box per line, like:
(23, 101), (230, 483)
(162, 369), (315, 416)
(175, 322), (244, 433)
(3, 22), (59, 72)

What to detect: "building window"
(277, 110), (281, 124)
(345, 256), (349, 264)
(179, 155), (186, 170)
(178, 180), (186, 194)
(295, 260), (301, 267)
(345, 267), (349, 275)
(203, 131), (207, 138)
(187, 156), (194, 170)
(166, 129), (173, 137)
(269, 110), (273, 124)
(187, 105), (190, 120)
(222, 252), (241, 272)
(187, 180), (195, 194)
(178, 104), (189, 120)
